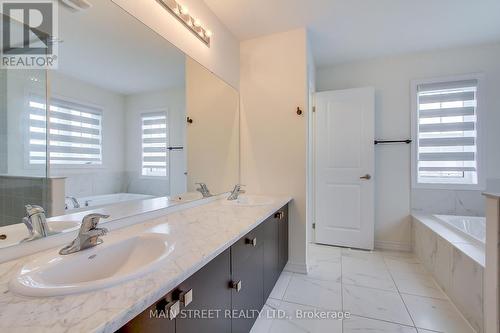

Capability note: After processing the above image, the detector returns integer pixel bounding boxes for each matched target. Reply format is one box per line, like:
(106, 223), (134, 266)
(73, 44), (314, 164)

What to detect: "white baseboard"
(284, 261), (308, 274)
(374, 240), (412, 252)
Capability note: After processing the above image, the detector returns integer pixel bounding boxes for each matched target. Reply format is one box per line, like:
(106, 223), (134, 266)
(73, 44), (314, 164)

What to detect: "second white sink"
(9, 232), (173, 297)
(222, 195), (274, 206)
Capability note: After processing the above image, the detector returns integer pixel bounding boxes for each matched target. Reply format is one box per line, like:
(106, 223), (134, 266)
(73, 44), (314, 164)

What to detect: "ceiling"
(203, 0), (500, 67)
(57, 0), (185, 95)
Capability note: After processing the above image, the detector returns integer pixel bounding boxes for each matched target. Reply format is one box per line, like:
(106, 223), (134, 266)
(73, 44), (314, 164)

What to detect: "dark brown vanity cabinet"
(230, 224), (265, 333)
(176, 249), (232, 333)
(277, 207), (289, 272)
(263, 214), (279, 300)
(117, 204), (288, 333)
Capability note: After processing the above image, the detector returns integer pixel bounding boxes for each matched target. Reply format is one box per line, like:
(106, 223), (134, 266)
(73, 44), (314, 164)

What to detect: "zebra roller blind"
(141, 112), (168, 177)
(29, 97), (102, 166)
(416, 79), (479, 185)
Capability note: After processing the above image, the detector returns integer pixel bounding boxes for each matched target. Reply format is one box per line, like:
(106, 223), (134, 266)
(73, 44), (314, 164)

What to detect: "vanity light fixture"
(157, 0), (212, 46)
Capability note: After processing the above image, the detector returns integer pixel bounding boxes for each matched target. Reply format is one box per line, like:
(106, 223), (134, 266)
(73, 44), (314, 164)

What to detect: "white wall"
(316, 42), (500, 250)
(125, 87), (187, 197)
(306, 33), (316, 243)
(240, 29), (309, 272)
(112, 0), (240, 90)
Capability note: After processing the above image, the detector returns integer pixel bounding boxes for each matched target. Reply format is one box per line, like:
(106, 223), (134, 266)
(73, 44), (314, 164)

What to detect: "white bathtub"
(434, 214), (486, 244)
(66, 193), (155, 212)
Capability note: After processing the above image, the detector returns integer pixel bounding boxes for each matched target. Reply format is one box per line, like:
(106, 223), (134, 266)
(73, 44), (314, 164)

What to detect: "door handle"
(274, 211), (284, 220)
(360, 174), (372, 180)
(165, 300), (180, 320)
(231, 280), (242, 292)
(245, 237), (257, 247)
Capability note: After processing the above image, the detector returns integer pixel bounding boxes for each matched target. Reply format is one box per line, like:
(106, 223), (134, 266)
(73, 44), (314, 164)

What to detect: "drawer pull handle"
(245, 237), (257, 247)
(274, 211), (284, 220)
(181, 289), (193, 307)
(231, 280), (242, 292)
(165, 300), (180, 320)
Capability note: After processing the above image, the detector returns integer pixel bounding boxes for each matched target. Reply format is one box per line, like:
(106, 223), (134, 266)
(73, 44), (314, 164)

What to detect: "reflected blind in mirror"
(29, 98), (103, 166)
(141, 112), (168, 177)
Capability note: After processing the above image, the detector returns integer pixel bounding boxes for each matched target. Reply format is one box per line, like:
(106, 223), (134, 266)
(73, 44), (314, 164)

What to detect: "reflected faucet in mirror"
(22, 205), (56, 242)
(59, 213), (110, 255)
(195, 183), (213, 198)
(66, 196), (81, 209)
(228, 184), (246, 201)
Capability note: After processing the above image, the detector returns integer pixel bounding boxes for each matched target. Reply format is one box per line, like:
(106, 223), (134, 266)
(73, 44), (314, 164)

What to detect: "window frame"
(25, 93), (104, 170)
(140, 109), (169, 180)
(411, 73), (485, 190)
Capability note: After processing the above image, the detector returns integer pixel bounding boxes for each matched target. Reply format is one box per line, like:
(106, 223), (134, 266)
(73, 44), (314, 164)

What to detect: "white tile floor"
(250, 243), (476, 333)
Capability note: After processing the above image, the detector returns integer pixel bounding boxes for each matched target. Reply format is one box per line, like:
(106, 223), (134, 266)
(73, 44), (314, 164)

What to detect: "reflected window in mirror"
(28, 97), (103, 167)
(141, 111), (168, 178)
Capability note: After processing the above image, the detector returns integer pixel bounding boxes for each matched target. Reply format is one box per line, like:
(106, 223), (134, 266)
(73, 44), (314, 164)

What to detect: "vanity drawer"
(230, 222), (264, 262)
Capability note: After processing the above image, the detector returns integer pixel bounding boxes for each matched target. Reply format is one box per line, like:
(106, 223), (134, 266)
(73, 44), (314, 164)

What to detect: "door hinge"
(312, 223), (316, 229)
(312, 106), (316, 113)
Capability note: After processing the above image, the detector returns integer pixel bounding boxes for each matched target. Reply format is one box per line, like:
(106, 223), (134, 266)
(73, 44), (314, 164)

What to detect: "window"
(141, 112), (168, 177)
(28, 97), (102, 166)
(413, 77), (480, 187)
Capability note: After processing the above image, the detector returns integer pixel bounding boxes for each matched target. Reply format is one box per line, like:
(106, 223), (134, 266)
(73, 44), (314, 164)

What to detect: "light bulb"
(205, 30), (213, 38)
(193, 18), (201, 27)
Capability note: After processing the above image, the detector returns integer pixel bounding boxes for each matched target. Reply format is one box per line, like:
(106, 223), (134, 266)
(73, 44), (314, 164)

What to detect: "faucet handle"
(81, 213), (110, 231)
(25, 204), (45, 217)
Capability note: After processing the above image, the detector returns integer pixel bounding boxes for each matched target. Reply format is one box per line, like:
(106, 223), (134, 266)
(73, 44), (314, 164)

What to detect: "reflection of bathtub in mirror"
(65, 193), (155, 213)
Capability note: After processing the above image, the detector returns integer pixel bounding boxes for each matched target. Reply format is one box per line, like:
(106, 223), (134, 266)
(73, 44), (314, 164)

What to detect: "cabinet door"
(263, 215), (279, 300)
(277, 205), (289, 272)
(231, 230), (264, 333)
(117, 294), (176, 333)
(176, 248), (231, 333)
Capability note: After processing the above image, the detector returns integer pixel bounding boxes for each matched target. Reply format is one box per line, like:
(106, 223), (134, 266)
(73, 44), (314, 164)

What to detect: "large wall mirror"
(0, 0), (239, 249)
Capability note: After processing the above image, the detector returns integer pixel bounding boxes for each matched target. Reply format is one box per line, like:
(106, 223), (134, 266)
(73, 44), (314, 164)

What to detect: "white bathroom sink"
(9, 233), (173, 297)
(222, 195), (274, 206)
(0, 220), (80, 248)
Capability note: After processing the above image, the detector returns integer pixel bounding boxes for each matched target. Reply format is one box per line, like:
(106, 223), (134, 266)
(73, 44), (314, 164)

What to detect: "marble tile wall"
(413, 219), (484, 333)
(412, 189), (485, 216)
(0, 176), (48, 227)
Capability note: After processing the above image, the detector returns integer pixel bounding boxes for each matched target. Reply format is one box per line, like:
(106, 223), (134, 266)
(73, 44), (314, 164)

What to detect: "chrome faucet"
(66, 196), (81, 209)
(195, 183), (212, 198)
(227, 184), (246, 201)
(59, 213), (109, 255)
(22, 205), (55, 242)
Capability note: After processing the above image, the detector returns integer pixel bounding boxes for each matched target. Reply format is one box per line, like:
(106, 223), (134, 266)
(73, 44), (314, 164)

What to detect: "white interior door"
(315, 88), (375, 250)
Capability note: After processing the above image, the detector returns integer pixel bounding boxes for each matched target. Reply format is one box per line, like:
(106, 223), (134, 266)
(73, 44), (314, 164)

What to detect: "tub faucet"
(228, 184), (246, 201)
(22, 205), (55, 242)
(195, 183), (212, 198)
(59, 213), (109, 255)
(66, 196), (80, 209)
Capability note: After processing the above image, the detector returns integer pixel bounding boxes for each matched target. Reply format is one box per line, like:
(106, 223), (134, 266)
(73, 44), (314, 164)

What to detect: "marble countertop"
(0, 195), (291, 333)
